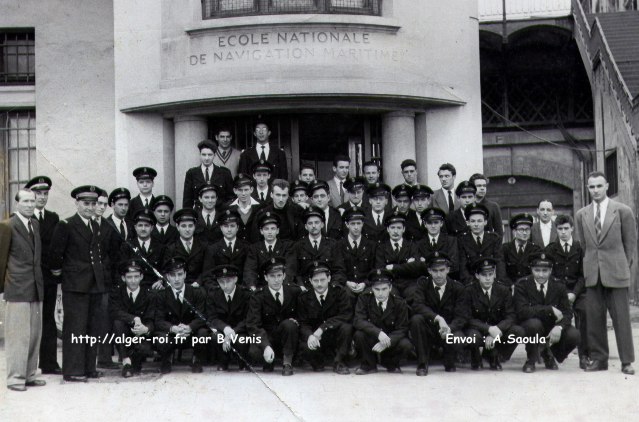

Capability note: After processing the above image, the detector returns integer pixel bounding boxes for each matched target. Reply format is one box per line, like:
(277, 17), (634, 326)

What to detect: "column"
(174, 115), (208, 208)
(415, 112), (428, 185)
(382, 111), (416, 187)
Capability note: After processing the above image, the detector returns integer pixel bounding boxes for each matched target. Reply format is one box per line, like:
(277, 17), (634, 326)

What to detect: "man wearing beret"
(308, 180), (343, 240)
(153, 257), (208, 374)
(183, 140), (234, 209)
(363, 182), (393, 243)
(194, 182), (223, 244)
(338, 206), (377, 298)
(119, 209), (165, 291)
(106, 187), (134, 242)
(337, 176), (368, 215)
(206, 264), (252, 371)
(226, 173), (263, 242)
(255, 179), (305, 241)
(446, 181), (477, 237)
(24, 176), (61, 375)
(238, 121), (289, 181)
(410, 252), (466, 376)
(459, 258), (525, 370)
(502, 213), (543, 288)
(110, 260), (155, 378)
(151, 195), (179, 246)
(127, 167), (157, 220)
(246, 257), (301, 375)
(250, 159), (274, 206)
(50, 185), (119, 382)
(297, 262), (353, 374)
(353, 269), (413, 374)
(163, 209), (208, 287)
(514, 252), (580, 373)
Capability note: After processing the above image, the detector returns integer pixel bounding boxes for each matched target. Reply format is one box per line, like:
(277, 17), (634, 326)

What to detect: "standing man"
(238, 121), (289, 180)
(432, 163), (458, 215)
(213, 126), (241, 178)
(183, 139), (234, 209)
(151, 195), (179, 246)
(575, 171), (637, 375)
(531, 199), (558, 247)
(250, 160), (274, 206)
(106, 187), (134, 241)
(127, 167), (157, 220)
(327, 155), (351, 208)
(470, 173), (504, 237)
(400, 159), (419, 188)
(24, 176), (61, 375)
(363, 161), (381, 185)
(0, 189), (46, 391)
(298, 164), (316, 184)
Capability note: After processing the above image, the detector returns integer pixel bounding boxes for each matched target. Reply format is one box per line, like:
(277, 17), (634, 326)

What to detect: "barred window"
(0, 30), (35, 85)
(202, 0), (382, 19)
(1, 110), (36, 216)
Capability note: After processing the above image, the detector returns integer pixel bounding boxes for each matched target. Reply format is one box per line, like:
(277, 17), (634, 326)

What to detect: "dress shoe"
(86, 371), (104, 379)
(282, 364), (294, 376)
(541, 348), (558, 370)
(160, 363), (172, 374)
(25, 379), (46, 387)
(522, 361), (536, 373)
(7, 384), (27, 392)
(263, 363), (274, 373)
(622, 363), (635, 375)
(63, 375), (88, 383)
(489, 355), (502, 371)
(41, 368), (63, 375)
(355, 366), (378, 375)
(386, 366), (402, 374)
(333, 363), (350, 375)
(191, 362), (203, 373)
(121, 364), (134, 378)
(416, 365), (428, 376)
(584, 360), (608, 372)
(579, 356), (590, 370)
(98, 361), (121, 370)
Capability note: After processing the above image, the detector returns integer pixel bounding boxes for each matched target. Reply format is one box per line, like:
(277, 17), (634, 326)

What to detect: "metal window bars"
(0, 31), (35, 85)
(202, 0), (382, 19)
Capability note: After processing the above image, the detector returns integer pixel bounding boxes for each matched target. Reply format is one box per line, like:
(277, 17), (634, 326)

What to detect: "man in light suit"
(432, 163), (459, 215)
(0, 189), (46, 391)
(575, 171), (637, 375)
(531, 199), (558, 247)
(327, 154), (351, 209)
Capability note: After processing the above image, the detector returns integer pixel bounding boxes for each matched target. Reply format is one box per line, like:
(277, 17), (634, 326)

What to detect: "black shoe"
(97, 361), (121, 370)
(122, 364), (134, 378)
(41, 368), (63, 375)
(579, 356), (590, 370)
(7, 384), (27, 392)
(86, 371), (104, 379)
(282, 364), (294, 376)
(489, 354), (502, 371)
(63, 375), (88, 383)
(263, 363), (274, 373)
(522, 361), (536, 373)
(25, 379), (46, 387)
(191, 362), (203, 373)
(333, 363), (350, 375)
(622, 363), (635, 375)
(584, 360), (608, 372)
(160, 362), (172, 374)
(543, 353), (559, 370)
(355, 366), (378, 375)
(416, 365), (428, 376)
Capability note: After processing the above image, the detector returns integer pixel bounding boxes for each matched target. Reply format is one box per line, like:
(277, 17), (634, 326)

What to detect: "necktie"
(435, 285), (441, 300)
(431, 237), (437, 248)
(144, 198), (149, 208)
(38, 211), (43, 222)
(227, 295), (232, 304)
(87, 220), (93, 233)
(447, 190), (454, 212)
(260, 145), (266, 161)
(228, 242), (233, 253)
(564, 243), (569, 253)
(27, 220), (35, 246)
(129, 292), (134, 302)
(141, 241), (147, 254)
(160, 227), (165, 236)
(378, 301), (384, 313)
(260, 192), (265, 202)
(353, 241), (358, 252)
(539, 284), (545, 297)
(268, 244), (273, 254)
(376, 214), (381, 226)
(119, 220), (125, 237)
(320, 294), (325, 307)
(394, 242), (400, 253)
(339, 181), (344, 203)
(476, 236), (481, 247)
(185, 241), (191, 253)
(275, 291), (282, 306)
(206, 214), (211, 228)
(176, 289), (182, 303)
(313, 240), (319, 251)
(484, 289), (490, 300)
(205, 166), (210, 183)
(517, 244), (523, 255)
(594, 203), (602, 240)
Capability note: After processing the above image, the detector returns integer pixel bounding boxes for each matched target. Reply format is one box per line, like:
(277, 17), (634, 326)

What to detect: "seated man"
(163, 208), (208, 287)
(353, 269), (412, 374)
(206, 264), (252, 371)
(446, 181), (476, 237)
(308, 180), (343, 240)
(251, 160), (273, 206)
(110, 260), (155, 378)
(460, 258), (525, 370)
(151, 195), (179, 246)
(256, 179), (305, 241)
(409, 252), (466, 376)
(290, 180), (310, 209)
(153, 257), (208, 374)
(297, 262), (352, 375)
(502, 213), (542, 288)
(194, 182), (223, 244)
(405, 184), (434, 241)
(392, 184), (421, 241)
(514, 252), (580, 373)
(226, 173), (262, 242)
(338, 206), (377, 298)
(337, 176), (368, 214)
(246, 257), (302, 376)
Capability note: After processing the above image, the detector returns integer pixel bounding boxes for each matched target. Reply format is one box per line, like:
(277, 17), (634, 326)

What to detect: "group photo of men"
(0, 121), (637, 392)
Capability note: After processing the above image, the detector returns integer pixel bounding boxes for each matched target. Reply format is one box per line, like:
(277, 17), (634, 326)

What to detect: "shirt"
(181, 238), (194, 251)
(202, 210), (216, 225)
(372, 211), (385, 225)
(170, 286), (184, 302)
(78, 214), (93, 229)
(539, 220), (553, 246)
(473, 232), (485, 244)
(225, 286), (236, 302)
(112, 215), (127, 236)
(257, 142), (270, 160)
(140, 194), (153, 206)
(35, 208), (46, 221)
(309, 235), (323, 248)
(482, 286), (493, 299)
(390, 238), (404, 250)
(138, 238), (150, 252)
(156, 223), (170, 233)
(433, 281), (446, 298)
(264, 240), (277, 251)
(561, 238), (573, 251)
(127, 287), (140, 302)
(15, 212), (32, 232)
(428, 235), (439, 245)
(535, 280), (548, 296)
(593, 197), (609, 226)
(377, 298), (388, 312)
(201, 164), (214, 180)
(268, 286), (283, 303)
(315, 290), (327, 305)
(348, 235), (361, 249)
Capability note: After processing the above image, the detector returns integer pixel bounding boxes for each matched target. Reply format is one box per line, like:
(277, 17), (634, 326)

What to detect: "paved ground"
(1, 322), (639, 422)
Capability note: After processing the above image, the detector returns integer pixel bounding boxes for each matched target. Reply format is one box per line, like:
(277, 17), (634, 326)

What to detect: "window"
(604, 150), (618, 196)
(1, 110), (36, 216)
(0, 30), (35, 85)
(202, 0), (382, 19)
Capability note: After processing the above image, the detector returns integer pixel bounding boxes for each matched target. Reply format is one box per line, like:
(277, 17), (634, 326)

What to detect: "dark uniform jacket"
(322, 207), (344, 240)
(246, 283), (301, 348)
(127, 195), (154, 221)
(195, 210), (223, 244)
(243, 239), (295, 288)
(154, 285), (207, 333)
(183, 165), (234, 209)
(162, 237), (208, 285)
(415, 233), (459, 275)
(477, 198), (503, 237)
(109, 284), (155, 330)
(374, 239), (419, 269)
(251, 186), (273, 207)
(363, 209), (389, 244)
(225, 202), (263, 243)
(37, 209), (60, 285)
(412, 276), (466, 330)
(446, 208), (469, 237)
(513, 275), (573, 329)
(502, 241), (543, 287)
(458, 232), (507, 285)
(201, 238), (249, 287)
(207, 285), (252, 334)
(105, 215), (135, 242)
(238, 145), (289, 180)
(404, 210), (427, 241)
(544, 240), (585, 298)
(152, 224), (179, 246)
(291, 236), (347, 287)
(459, 281), (516, 335)
(353, 291), (409, 347)
(297, 285), (353, 340)
(337, 236), (376, 284)
(119, 238), (165, 288)
(253, 202), (304, 241)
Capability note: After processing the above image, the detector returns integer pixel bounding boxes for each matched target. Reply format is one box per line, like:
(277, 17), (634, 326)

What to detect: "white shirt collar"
(15, 212), (31, 230)
(230, 197), (260, 209)
(202, 209), (216, 219)
(127, 287), (141, 302)
(36, 208), (45, 218)
(483, 286), (492, 297)
(472, 232), (485, 242)
(390, 238), (403, 249)
(156, 223), (169, 231)
(138, 237), (150, 248)
(377, 297), (388, 310)
(561, 237), (573, 247)
(140, 193), (153, 201)
(224, 286), (236, 301)
(257, 142), (270, 158)
(78, 214), (92, 227)
(539, 220), (552, 228)
(535, 280), (548, 294)
(268, 286), (282, 301)
(333, 176), (346, 186)
(264, 239), (277, 249)
(181, 237), (193, 249)
(429, 234), (439, 243)
(594, 197), (610, 222)
(348, 234), (361, 248)
(315, 290), (328, 304)
(309, 235), (322, 246)
(433, 281), (446, 295)
(170, 285), (184, 300)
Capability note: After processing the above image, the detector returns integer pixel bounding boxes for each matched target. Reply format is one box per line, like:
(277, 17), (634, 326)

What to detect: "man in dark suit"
(183, 139), (234, 209)
(151, 195), (179, 246)
(127, 167), (157, 220)
(290, 180), (310, 210)
(575, 171), (637, 374)
(502, 213), (542, 288)
(470, 173), (504, 237)
(109, 260), (155, 378)
(256, 178), (304, 241)
(50, 185), (118, 382)
(410, 252), (466, 376)
(106, 187), (134, 241)
(338, 206), (377, 297)
(432, 163), (459, 215)
(250, 159), (273, 206)
(392, 184), (420, 241)
(308, 180), (343, 240)
(459, 258), (525, 370)
(153, 257), (208, 374)
(337, 176), (368, 215)
(194, 182), (223, 244)
(353, 269), (412, 374)
(205, 264), (252, 371)
(246, 257), (301, 375)
(238, 121), (288, 180)
(514, 253), (580, 373)
(446, 181), (476, 237)
(163, 208), (208, 287)
(531, 199), (558, 247)
(405, 184), (434, 241)
(24, 176), (61, 375)
(119, 209), (165, 290)
(297, 262), (352, 374)
(363, 182), (392, 244)
(0, 189), (46, 391)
